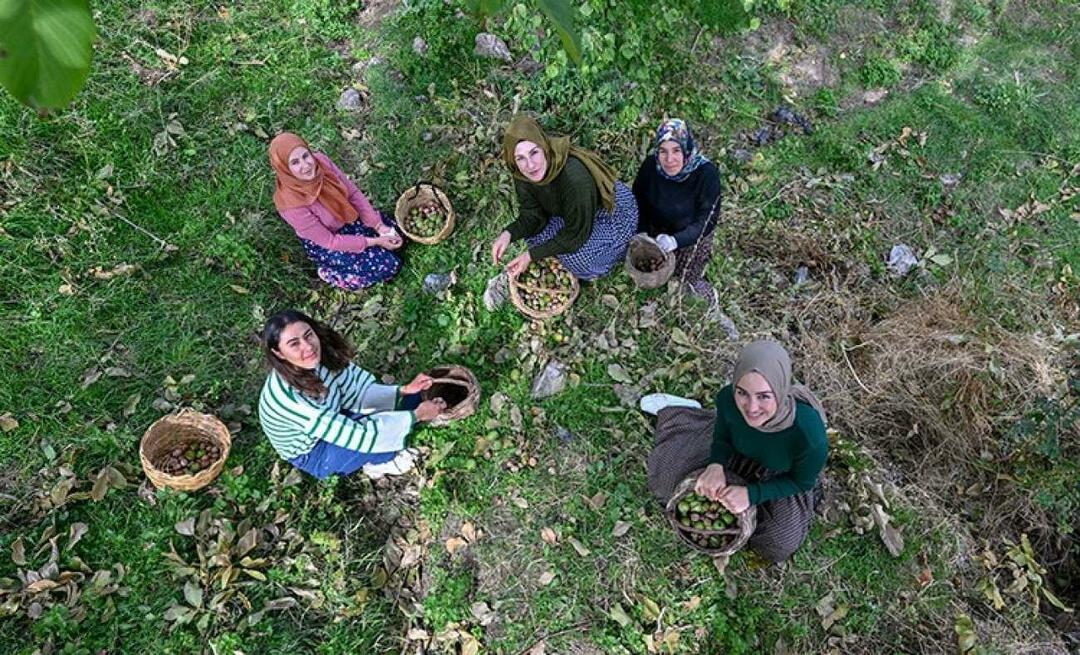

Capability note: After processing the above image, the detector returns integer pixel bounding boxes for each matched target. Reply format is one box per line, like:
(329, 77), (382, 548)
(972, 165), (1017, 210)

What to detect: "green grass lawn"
(1, 0), (1077, 653)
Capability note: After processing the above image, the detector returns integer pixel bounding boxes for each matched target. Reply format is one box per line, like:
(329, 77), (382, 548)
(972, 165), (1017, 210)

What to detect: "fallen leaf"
(122, 393), (141, 417)
(821, 604), (849, 631)
(511, 496), (529, 509)
(585, 491), (607, 510)
(406, 628), (430, 641)
(445, 537), (468, 556)
(175, 517), (196, 536)
(916, 567), (933, 587)
(470, 600), (496, 626)
(0, 413), (18, 432)
(638, 594), (661, 622)
(683, 596), (701, 611)
(537, 570), (555, 586)
(67, 523), (89, 550)
(11, 537), (26, 566)
(567, 537), (591, 557)
(229, 284), (249, 295)
(25, 579), (61, 594)
(461, 522), (479, 543)
(80, 369), (102, 389)
(607, 363), (633, 383)
(264, 597), (297, 611)
(540, 527), (558, 545)
(612, 521), (631, 538)
(609, 602), (633, 627)
(183, 580), (203, 608)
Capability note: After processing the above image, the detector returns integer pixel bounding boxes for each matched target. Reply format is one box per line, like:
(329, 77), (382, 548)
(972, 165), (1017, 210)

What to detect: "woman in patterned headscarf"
(490, 114), (637, 280)
(647, 340), (827, 563)
(632, 118), (721, 302)
(269, 132), (403, 291)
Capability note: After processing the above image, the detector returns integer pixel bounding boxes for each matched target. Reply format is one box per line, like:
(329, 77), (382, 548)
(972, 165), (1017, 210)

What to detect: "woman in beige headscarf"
(489, 114), (637, 280)
(648, 340), (828, 562)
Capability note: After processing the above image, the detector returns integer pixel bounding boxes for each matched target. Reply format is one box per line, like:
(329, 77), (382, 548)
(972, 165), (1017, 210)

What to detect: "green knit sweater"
(504, 156), (600, 261)
(709, 385), (828, 505)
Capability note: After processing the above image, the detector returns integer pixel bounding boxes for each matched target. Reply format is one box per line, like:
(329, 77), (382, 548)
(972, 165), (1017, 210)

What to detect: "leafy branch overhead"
(0, 0), (97, 110)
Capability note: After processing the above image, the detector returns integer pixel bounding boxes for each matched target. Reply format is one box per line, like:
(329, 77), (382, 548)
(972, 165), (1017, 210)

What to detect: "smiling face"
(287, 146), (316, 181)
(658, 140), (685, 177)
(513, 140), (548, 182)
(734, 372), (778, 428)
(272, 321), (321, 370)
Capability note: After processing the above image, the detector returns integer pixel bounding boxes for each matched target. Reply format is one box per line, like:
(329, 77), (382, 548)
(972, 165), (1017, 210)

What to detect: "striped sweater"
(258, 363), (415, 460)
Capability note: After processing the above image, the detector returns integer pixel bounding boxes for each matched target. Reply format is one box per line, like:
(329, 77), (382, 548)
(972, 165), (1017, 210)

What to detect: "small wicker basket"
(422, 365), (481, 427)
(625, 235), (676, 289)
(394, 182), (455, 245)
(140, 409), (231, 491)
(665, 469), (757, 556)
(508, 259), (580, 320)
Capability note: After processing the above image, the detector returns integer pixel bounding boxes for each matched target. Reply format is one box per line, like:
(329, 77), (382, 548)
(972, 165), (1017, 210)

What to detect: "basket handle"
(408, 180), (451, 215)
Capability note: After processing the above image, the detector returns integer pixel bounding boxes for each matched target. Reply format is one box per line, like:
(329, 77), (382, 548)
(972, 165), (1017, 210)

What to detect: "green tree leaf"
(536, 0), (581, 65)
(0, 0), (96, 110)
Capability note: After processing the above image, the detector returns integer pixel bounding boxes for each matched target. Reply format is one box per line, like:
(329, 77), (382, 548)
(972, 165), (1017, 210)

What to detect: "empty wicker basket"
(140, 409), (231, 491)
(422, 365), (481, 427)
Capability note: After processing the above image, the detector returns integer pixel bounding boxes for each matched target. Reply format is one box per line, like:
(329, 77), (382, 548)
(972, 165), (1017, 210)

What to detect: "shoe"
(362, 454), (416, 480)
(639, 393), (703, 416)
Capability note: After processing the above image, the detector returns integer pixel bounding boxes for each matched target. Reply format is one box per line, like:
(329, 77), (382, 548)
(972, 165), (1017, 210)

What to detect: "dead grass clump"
(847, 293), (1059, 471)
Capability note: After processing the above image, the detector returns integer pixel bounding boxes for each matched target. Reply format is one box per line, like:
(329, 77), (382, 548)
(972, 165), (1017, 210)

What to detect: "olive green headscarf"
(501, 114), (617, 211)
(732, 340), (827, 433)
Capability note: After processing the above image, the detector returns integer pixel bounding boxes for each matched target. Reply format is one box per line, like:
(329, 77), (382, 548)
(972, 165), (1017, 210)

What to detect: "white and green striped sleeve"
(282, 371), (414, 454)
(339, 363), (402, 412)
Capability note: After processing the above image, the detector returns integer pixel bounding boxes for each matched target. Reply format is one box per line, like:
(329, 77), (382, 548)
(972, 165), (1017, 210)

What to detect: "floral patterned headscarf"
(654, 118), (709, 183)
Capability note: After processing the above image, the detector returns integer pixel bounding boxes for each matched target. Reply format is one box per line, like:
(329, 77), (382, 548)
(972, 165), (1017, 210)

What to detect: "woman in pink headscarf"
(269, 132), (403, 290)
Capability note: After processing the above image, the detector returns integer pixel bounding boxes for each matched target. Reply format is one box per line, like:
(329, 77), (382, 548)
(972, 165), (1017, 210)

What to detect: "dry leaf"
(67, 523), (89, 550)
(585, 491), (607, 510)
(607, 363), (633, 383)
(540, 527), (558, 545)
(470, 600), (496, 626)
(175, 517), (196, 536)
(567, 537), (591, 557)
(0, 413), (18, 432)
(104, 366), (131, 378)
(511, 496), (529, 509)
(11, 537), (26, 566)
(609, 602), (633, 627)
(461, 522), (479, 543)
(445, 537), (468, 556)
(638, 594), (661, 622)
(612, 521), (631, 538)
(406, 628), (431, 641)
(537, 570), (555, 586)
(80, 368), (102, 389)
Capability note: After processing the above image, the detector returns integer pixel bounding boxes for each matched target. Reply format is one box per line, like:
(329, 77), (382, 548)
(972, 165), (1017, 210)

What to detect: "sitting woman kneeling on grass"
(258, 309), (446, 480)
(632, 118), (721, 302)
(648, 340), (828, 562)
(269, 132), (404, 291)
(490, 114), (637, 280)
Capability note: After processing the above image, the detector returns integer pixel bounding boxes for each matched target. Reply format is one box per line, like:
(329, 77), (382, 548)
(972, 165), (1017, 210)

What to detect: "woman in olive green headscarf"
(489, 115), (638, 280)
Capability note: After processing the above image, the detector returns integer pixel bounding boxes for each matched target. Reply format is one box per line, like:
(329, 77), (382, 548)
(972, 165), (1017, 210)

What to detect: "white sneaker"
(362, 453), (416, 480)
(639, 393), (703, 416)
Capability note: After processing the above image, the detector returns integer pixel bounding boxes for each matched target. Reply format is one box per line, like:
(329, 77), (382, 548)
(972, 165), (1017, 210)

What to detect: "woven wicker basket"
(394, 183), (455, 245)
(508, 259), (580, 320)
(422, 365), (481, 427)
(140, 409), (231, 491)
(625, 235), (675, 289)
(665, 469), (757, 556)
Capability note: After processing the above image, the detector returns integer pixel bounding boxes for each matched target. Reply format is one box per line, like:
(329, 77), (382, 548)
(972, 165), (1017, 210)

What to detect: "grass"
(1, 0), (1078, 653)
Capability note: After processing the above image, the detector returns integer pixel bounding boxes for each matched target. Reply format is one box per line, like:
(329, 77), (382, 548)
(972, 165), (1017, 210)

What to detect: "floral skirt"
(300, 211), (402, 291)
(525, 181), (638, 280)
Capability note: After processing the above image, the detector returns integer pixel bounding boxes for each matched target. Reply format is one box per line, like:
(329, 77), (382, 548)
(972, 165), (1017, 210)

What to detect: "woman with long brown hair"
(257, 309), (445, 480)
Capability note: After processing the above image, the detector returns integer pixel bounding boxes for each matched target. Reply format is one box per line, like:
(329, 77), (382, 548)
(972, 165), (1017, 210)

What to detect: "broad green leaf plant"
(0, 0), (96, 111)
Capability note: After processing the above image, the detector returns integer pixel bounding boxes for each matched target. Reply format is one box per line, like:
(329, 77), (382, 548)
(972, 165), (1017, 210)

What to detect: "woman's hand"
(717, 485), (750, 514)
(413, 398), (447, 422)
(378, 225), (403, 249)
(694, 463), (727, 500)
(491, 231), (512, 264)
(401, 373), (433, 396)
(506, 250), (532, 277)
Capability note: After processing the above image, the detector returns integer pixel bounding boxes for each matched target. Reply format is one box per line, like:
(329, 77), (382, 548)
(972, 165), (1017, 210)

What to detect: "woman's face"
(273, 321), (321, 370)
(658, 140), (685, 177)
(734, 372), (778, 428)
(287, 146), (316, 181)
(513, 140), (548, 182)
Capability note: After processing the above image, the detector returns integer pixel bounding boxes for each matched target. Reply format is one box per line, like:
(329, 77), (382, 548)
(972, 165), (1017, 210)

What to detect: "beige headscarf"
(732, 340), (826, 432)
(501, 114), (617, 211)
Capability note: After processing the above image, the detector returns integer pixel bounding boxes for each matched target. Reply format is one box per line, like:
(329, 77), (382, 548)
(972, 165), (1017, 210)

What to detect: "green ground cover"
(1, 0), (1077, 653)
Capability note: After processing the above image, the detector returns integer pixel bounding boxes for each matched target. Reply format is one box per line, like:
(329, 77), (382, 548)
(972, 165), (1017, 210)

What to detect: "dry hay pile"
(846, 294), (1059, 470)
